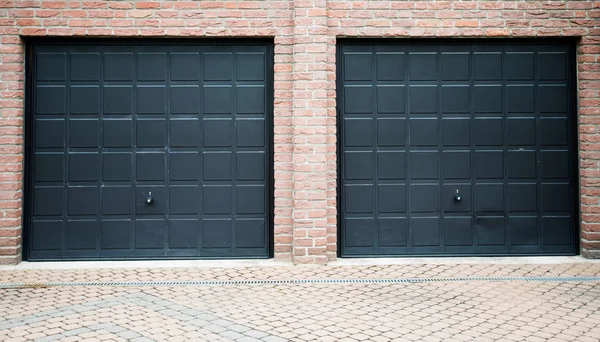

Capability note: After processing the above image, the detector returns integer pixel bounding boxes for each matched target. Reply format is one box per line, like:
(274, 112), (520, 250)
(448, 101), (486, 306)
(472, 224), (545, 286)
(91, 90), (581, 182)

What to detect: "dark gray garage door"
(339, 40), (577, 257)
(27, 41), (272, 260)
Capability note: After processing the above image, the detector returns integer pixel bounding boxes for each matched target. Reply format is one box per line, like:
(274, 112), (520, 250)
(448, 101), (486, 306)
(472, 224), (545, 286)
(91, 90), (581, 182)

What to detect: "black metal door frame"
(336, 38), (580, 258)
(23, 38), (275, 260)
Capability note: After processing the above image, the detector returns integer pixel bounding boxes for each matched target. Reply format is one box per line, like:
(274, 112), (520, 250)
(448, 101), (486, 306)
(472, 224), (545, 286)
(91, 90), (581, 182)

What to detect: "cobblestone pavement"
(1, 262), (600, 341)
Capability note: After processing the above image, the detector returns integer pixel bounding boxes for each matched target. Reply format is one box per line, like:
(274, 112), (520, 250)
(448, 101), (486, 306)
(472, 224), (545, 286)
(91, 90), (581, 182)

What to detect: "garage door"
(27, 41), (272, 260)
(339, 40), (577, 257)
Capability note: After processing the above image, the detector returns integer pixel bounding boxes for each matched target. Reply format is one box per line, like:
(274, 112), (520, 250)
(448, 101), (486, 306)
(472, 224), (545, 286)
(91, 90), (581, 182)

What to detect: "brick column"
(579, 34), (600, 259)
(291, 0), (331, 264)
(0, 37), (24, 265)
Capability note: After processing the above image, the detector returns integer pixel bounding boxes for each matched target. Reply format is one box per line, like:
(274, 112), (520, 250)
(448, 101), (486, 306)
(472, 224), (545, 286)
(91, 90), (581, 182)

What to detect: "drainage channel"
(1, 276), (600, 288)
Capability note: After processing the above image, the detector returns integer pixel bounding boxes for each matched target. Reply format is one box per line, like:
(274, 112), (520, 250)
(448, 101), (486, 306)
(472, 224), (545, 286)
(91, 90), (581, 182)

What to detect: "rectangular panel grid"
(28, 42), (272, 260)
(340, 41), (576, 257)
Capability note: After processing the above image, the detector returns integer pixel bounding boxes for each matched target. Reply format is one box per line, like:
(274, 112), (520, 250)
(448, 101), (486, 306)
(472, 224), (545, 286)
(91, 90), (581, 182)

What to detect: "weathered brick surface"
(0, 0), (598, 264)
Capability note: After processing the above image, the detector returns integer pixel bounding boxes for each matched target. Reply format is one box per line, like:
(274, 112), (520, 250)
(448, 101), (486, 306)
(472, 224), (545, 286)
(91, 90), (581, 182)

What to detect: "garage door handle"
(146, 191), (154, 204)
(454, 190), (461, 202)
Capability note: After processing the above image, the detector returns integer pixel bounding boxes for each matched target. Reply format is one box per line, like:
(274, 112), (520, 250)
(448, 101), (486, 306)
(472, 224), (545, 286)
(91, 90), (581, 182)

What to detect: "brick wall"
(0, 0), (598, 264)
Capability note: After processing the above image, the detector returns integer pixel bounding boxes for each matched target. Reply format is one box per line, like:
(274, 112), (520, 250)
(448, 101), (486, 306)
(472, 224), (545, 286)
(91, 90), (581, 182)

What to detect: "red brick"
(0, 0), (599, 264)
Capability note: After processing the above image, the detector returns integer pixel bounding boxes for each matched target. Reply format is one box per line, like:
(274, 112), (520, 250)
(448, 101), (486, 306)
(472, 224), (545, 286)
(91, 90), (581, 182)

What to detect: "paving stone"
(0, 263), (599, 342)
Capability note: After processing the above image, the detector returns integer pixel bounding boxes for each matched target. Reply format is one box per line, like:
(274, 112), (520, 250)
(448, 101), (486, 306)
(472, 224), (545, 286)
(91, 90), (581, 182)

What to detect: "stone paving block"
(261, 336), (287, 342)
(115, 330), (141, 339)
(1, 263), (600, 342)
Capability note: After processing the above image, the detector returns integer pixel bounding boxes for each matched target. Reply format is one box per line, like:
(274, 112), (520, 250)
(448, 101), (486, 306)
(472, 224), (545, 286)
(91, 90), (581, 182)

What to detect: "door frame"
(23, 38), (275, 260)
(336, 38), (580, 258)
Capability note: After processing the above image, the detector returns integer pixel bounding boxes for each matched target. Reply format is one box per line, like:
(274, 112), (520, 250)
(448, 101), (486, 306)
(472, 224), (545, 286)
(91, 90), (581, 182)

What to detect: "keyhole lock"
(454, 189), (461, 202)
(146, 191), (153, 204)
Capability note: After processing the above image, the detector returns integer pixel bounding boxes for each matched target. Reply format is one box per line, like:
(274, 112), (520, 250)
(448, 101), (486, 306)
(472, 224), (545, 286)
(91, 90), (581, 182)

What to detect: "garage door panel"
(102, 186), (133, 215)
(70, 86), (99, 115)
(66, 220), (98, 250)
(508, 216), (538, 246)
(474, 151), (503, 179)
(408, 52), (437, 81)
(506, 118), (536, 146)
(443, 185), (471, 212)
(236, 51), (266, 81)
(507, 184), (537, 213)
(170, 119), (200, 147)
(410, 184), (439, 213)
(442, 119), (470, 147)
(104, 53), (133, 81)
(36, 86), (66, 114)
(67, 186), (100, 216)
(236, 219), (266, 248)
(473, 85), (502, 114)
(506, 52), (535, 81)
(506, 85), (535, 113)
(135, 186), (166, 215)
(344, 53), (372, 81)
(410, 119), (438, 146)
(409, 86), (437, 113)
(377, 185), (406, 214)
(69, 119), (99, 147)
(169, 152), (199, 181)
(203, 52), (233, 81)
(345, 86), (373, 114)
(136, 120), (166, 147)
(69, 153), (100, 182)
(540, 151), (569, 179)
(378, 218), (408, 247)
(441, 52), (470, 81)
(506, 151), (536, 179)
(540, 118), (569, 146)
(539, 85), (568, 114)
(539, 52), (567, 80)
(377, 151), (405, 180)
(136, 153), (165, 181)
(34, 153), (64, 182)
(441, 86), (470, 114)
(442, 152), (471, 180)
(36, 52), (66, 81)
(170, 52), (200, 81)
(345, 185), (374, 214)
(541, 183), (570, 213)
(71, 52), (100, 81)
(103, 119), (133, 148)
(135, 219), (165, 249)
(377, 118), (405, 147)
(410, 152), (439, 179)
(237, 86), (265, 114)
(36, 119), (65, 148)
(473, 52), (502, 81)
(475, 217), (506, 246)
(377, 86), (405, 114)
(345, 218), (375, 248)
(102, 153), (131, 181)
(170, 86), (200, 115)
(236, 152), (265, 181)
(410, 217), (440, 247)
(541, 217), (572, 246)
(376, 52), (404, 81)
(443, 217), (473, 247)
(137, 52), (167, 81)
(101, 220), (131, 250)
(169, 219), (199, 249)
(137, 86), (167, 115)
(202, 219), (232, 248)
(103, 86), (133, 115)
(236, 119), (265, 147)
